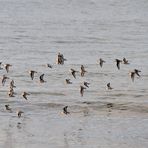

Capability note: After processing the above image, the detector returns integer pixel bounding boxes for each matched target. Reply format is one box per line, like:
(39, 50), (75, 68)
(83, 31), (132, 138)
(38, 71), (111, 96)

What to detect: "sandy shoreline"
(0, 104), (148, 148)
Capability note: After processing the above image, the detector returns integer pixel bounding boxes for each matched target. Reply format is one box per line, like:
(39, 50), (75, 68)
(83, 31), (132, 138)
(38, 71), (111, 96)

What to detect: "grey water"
(0, 0), (148, 147)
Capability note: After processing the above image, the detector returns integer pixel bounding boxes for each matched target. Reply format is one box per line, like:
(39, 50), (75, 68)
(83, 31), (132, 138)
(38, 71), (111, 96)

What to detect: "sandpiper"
(0, 62), (3, 70)
(129, 71), (135, 82)
(115, 59), (122, 70)
(99, 58), (105, 67)
(4, 64), (12, 73)
(29, 70), (37, 80)
(134, 69), (141, 77)
(56, 52), (67, 65)
(107, 83), (113, 90)
(63, 106), (70, 114)
(22, 92), (30, 100)
(5, 104), (12, 111)
(39, 74), (46, 83)
(70, 69), (78, 79)
(80, 85), (86, 97)
(17, 110), (24, 118)
(84, 81), (90, 88)
(80, 65), (87, 77)
(8, 89), (15, 97)
(123, 58), (129, 64)
(65, 79), (72, 84)
(10, 80), (16, 89)
(46, 64), (53, 68)
(1, 75), (9, 86)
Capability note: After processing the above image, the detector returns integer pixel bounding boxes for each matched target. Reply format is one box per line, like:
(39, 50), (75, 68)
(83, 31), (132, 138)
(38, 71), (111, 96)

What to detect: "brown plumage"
(123, 58), (129, 64)
(8, 89), (15, 97)
(46, 64), (53, 68)
(80, 85), (86, 97)
(5, 104), (11, 111)
(10, 80), (16, 89)
(80, 65), (87, 77)
(56, 52), (67, 65)
(29, 70), (37, 80)
(17, 110), (24, 118)
(129, 71), (135, 82)
(4, 64), (12, 73)
(65, 79), (72, 84)
(1, 75), (9, 86)
(22, 92), (30, 100)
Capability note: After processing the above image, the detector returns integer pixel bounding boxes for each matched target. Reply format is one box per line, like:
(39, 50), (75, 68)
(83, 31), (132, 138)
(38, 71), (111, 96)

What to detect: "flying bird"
(17, 110), (24, 118)
(63, 106), (70, 114)
(65, 79), (72, 84)
(46, 64), (53, 68)
(115, 59), (122, 70)
(8, 89), (15, 97)
(99, 58), (105, 67)
(123, 58), (129, 64)
(29, 70), (37, 80)
(10, 80), (16, 89)
(39, 74), (46, 83)
(107, 83), (113, 90)
(80, 85), (86, 97)
(134, 69), (141, 77)
(80, 65), (87, 77)
(4, 64), (12, 73)
(70, 69), (78, 79)
(1, 75), (9, 86)
(56, 52), (67, 65)
(84, 81), (90, 88)
(5, 104), (12, 111)
(0, 62), (3, 70)
(22, 92), (30, 100)
(129, 71), (135, 82)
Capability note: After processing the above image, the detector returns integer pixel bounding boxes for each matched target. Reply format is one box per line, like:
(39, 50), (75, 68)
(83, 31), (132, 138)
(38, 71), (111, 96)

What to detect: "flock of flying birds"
(0, 52), (141, 116)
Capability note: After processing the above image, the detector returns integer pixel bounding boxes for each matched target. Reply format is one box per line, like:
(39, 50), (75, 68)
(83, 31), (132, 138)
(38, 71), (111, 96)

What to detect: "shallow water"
(0, 0), (148, 147)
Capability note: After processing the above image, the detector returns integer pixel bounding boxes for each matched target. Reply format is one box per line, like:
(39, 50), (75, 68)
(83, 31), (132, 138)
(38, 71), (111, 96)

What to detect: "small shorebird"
(46, 64), (53, 68)
(99, 58), (105, 67)
(39, 74), (46, 83)
(70, 69), (78, 79)
(80, 85), (86, 97)
(17, 110), (24, 118)
(0, 62), (3, 70)
(65, 79), (72, 84)
(129, 71), (135, 82)
(56, 52), (67, 65)
(22, 92), (30, 100)
(123, 58), (129, 64)
(84, 81), (90, 88)
(8, 89), (15, 97)
(1, 75), (9, 86)
(63, 106), (70, 114)
(134, 69), (141, 77)
(29, 70), (37, 80)
(5, 104), (12, 111)
(10, 80), (16, 89)
(115, 59), (122, 70)
(107, 83), (113, 90)
(80, 65), (87, 77)
(4, 64), (12, 73)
